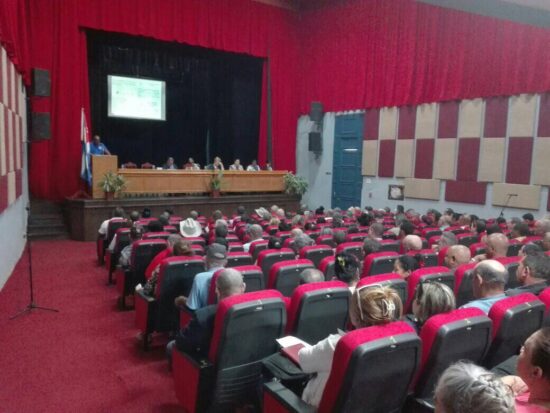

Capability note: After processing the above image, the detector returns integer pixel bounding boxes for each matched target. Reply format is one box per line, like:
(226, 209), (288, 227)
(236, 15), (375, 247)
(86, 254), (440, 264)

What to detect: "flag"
(80, 108), (92, 186)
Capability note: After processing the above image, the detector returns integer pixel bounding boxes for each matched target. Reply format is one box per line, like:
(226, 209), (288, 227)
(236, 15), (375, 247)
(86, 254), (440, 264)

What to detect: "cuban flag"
(80, 108), (92, 186)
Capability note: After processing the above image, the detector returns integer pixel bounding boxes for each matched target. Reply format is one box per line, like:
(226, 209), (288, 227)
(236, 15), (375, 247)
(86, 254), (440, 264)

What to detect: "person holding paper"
(298, 286), (403, 409)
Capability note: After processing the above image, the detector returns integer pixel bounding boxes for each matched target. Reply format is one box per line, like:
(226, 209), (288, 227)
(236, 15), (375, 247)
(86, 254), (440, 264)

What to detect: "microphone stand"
(10, 207), (59, 320)
(499, 194), (516, 218)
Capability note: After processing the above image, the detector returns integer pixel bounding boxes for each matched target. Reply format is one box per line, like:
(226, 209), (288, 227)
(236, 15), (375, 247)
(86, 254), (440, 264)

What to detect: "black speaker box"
(309, 132), (322, 152)
(32, 68), (51, 97)
(30, 112), (51, 140)
(310, 101), (323, 123)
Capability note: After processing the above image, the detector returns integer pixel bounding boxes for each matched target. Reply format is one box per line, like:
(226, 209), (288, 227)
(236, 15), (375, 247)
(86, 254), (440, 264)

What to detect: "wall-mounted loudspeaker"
(310, 101), (323, 123)
(309, 132), (322, 152)
(30, 112), (51, 140)
(32, 68), (51, 97)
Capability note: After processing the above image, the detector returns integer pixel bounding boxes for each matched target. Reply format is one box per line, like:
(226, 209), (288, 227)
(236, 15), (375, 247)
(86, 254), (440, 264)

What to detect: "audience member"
(166, 268), (245, 362)
(406, 282), (456, 333)
(512, 222), (531, 242)
(362, 238), (381, 258)
(267, 237), (282, 250)
(473, 233), (509, 262)
(334, 253), (360, 291)
(436, 231), (458, 251)
(434, 361), (515, 413)
(144, 234), (182, 279)
(146, 220), (164, 233)
(141, 208), (152, 218)
(520, 243), (544, 257)
(506, 253), (550, 296)
(523, 213), (536, 228)
(444, 245), (472, 270)
(177, 243), (228, 311)
(243, 224), (264, 252)
(461, 260), (508, 314)
(98, 207), (125, 238)
(333, 230), (346, 246)
(299, 268), (325, 285)
(206, 156), (224, 170)
(118, 227), (143, 267)
(393, 255), (421, 280)
(298, 286), (402, 409)
(293, 234), (314, 256)
(162, 156), (178, 169)
(368, 223), (384, 241)
(179, 218), (202, 238)
(400, 220), (415, 238)
(534, 219), (550, 236)
(402, 234), (423, 252)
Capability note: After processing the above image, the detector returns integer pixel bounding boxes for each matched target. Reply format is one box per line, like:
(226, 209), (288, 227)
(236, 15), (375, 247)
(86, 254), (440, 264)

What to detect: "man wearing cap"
(179, 217), (203, 238)
(176, 243), (228, 311)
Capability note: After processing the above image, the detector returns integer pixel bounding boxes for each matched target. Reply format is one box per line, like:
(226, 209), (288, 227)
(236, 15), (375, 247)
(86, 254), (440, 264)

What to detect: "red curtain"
(0, 0), (30, 82)
(25, 0), (301, 200)
(298, 0), (550, 112)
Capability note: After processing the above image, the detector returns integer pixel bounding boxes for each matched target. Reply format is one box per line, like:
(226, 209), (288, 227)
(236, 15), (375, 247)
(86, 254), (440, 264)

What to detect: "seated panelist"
(206, 156), (224, 170)
(183, 157), (200, 170)
(229, 159), (244, 170)
(162, 157), (178, 170)
(246, 159), (260, 171)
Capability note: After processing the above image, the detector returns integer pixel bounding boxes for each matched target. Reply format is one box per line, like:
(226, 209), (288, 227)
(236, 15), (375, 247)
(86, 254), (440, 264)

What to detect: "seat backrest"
(495, 256), (521, 289)
(437, 246), (449, 266)
(457, 233), (478, 248)
(226, 252), (253, 268)
(406, 267), (455, 312)
(414, 308), (492, 399)
(184, 236), (205, 247)
(345, 233), (368, 242)
(287, 281), (350, 344)
(107, 218), (126, 242)
(113, 228), (131, 254)
(257, 248), (296, 286)
(357, 273), (408, 306)
(378, 239), (400, 253)
(445, 226), (467, 235)
(130, 240), (168, 283)
(157, 256), (206, 331)
(454, 262), (477, 307)
(507, 240), (523, 257)
(540, 287), (550, 327)
(407, 249), (438, 267)
(231, 265), (265, 293)
(299, 245), (333, 268)
(250, 240), (269, 261)
(142, 231), (171, 240)
(318, 322), (421, 413)
(316, 234), (336, 248)
(422, 227), (442, 239)
(335, 242), (364, 262)
(470, 242), (486, 257)
(227, 242), (244, 253)
(484, 293), (546, 367)
(267, 259), (315, 297)
(275, 231), (292, 243)
(319, 256), (336, 281)
(207, 269), (225, 305)
(361, 251), (399, 277)
(207, 290), (286, 411)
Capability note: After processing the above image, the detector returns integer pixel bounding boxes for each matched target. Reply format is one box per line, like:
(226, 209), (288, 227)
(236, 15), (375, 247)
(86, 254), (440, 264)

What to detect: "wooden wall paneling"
(395, 140), (414, 177)
(478, 138), (505, 182)
(458, 98), (483, 138)
(493, 183), (541, 210)
(362, 140), (378, 176)
(433, 138), (456, 180)
(404, 178), (440, 200)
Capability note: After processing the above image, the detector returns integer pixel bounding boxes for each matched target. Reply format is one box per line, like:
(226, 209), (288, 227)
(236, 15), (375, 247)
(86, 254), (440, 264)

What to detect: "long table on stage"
(91, 155), (286, 198)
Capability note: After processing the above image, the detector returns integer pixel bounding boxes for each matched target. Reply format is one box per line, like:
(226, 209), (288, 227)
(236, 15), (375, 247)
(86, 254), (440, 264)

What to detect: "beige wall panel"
(379, 107), (398, 140)
(7, 170), (15, 204)
(492, 183), (540, 210)
(0, 105), (5, 176)
(395, 140), (414, 177)
(509, 94), (537, 137)
(433, 139), (457, 180)
(458, 98), (483, 138)
(404, 178), (440, 200)
(532, 139), (550, 185)
(478, 138), (505, 182)
(362, 140), (378, 176)
(415, 103), (438, 139)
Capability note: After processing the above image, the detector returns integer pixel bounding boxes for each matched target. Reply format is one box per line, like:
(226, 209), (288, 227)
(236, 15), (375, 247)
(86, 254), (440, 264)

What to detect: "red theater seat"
(318, 256), (335, 281)
(263, 322), (421, 413)
(405, 267), (454, 312)
(454, 262), (477, 307)
(361, 251), (399, 277)
(483, 293), (546, 368)
(456, 233), (478, 248)
(422, 227), (442, 240)
(268, 259), (315, 297)
(407, 249), (438, 267)
(413, 308), (492, 401)
(540, 287), (550, 327)
(437, 246), (448, 266)
(257, 248), (296, 286)
(105, 228), (130, 284)
(469, 242), (486, 257)
(507, 239), (523, 257)
(316, 234), (336, 248)
(345, 233), (368, 242)
(142, 231), (172, 240)
(379, 239), (400, 253)
(97, 217), (126, 265)
(299, 245), (333, 268)
(173, 290), (286, 412)
(250, 240), (269, 261)
(286, 281), (349, 344)
(357, 273), (407, 306)
(184, 237), (206, 247)
(335, 242), (364, 262)
(225, 251), (253, 268)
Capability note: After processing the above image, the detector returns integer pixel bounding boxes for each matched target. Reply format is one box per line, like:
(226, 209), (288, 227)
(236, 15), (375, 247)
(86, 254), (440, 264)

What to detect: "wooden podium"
(91, 155), (118, 199)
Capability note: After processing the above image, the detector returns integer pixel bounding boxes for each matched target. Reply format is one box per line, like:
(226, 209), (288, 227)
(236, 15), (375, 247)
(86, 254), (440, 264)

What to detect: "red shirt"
(515, 392), (550, 413)
(145, 247), (172, 280)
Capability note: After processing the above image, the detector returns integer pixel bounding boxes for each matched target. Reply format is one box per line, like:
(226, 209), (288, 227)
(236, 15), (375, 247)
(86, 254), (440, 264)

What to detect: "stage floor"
(65, 193), (300, 241)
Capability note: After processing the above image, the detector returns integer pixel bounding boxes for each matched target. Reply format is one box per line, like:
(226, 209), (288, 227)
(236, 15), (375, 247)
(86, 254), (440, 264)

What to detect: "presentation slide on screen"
(108, 75), (166, 121)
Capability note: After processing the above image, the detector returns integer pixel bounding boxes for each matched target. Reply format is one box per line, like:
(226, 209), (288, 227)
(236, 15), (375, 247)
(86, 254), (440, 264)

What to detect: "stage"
(65, 193), (300, 241)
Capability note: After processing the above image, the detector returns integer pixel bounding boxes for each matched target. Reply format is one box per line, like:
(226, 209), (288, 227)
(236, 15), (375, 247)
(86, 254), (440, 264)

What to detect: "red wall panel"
(364, 109), (379, 140)
(378, 140), (396, 177)
(506, 137), (533, 184)
(0, 175), (7, 212)
(398, 106), (415, 139)
(456, 138), (480, 181)
(445, 181), (487, 204)
(438, 101), (459, 138)
(414, 139), (435, 179)
(484, 97), (508, 137)
(15, 169), (22, 199)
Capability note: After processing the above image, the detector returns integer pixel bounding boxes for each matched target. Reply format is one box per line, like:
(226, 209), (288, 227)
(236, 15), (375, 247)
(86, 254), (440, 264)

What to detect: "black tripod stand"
(10, 206), (58, 320)
(499, 193), (518, 218)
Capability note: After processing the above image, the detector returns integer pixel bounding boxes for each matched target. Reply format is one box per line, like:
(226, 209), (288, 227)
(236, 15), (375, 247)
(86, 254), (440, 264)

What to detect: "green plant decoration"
(284, 172), (308, 196)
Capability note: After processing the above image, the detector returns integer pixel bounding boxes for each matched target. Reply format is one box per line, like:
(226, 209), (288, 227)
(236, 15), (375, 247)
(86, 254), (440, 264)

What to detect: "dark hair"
(523, 213), (535, 222)
(304, 222), (316, 231)
(142, 208), (151, 218)
(315, 206), (325, 215)
(333, 231), (346, 245)
(400, 220), (415, 236)
(396, 205), (405, 214)
(486, 224), (502, 235)
(237, 205), (246, 215)
(334, 253), (359, 284)
(268, 236), (282, 249)
(215, 225), (228, 238)
(316, 217), (326, 224)
(147, 220), (163, 232)
(113, 207), (125, 218)
(396, 254), (421, 273)
(129, 211), (140, 222)
(172, 240), (193, 256)
(452, 212), (461, 222)
(523, 252), (550, 280)
(476, 219), (487, 234)
(496, 217), (506, 225)
(522, 243), (543, 256)
(363, 239), (381, 256)
(347, 224), (359, 234)
(513, 222), (530, 237)
(278, 222), (291, 232)
(357, 213), (373, 227)
(531, 328), (550, 381)
(130, 227), (142, 241)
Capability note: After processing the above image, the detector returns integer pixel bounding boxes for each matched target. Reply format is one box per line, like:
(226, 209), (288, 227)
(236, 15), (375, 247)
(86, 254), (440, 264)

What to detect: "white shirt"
(246, 165), (260, 171)
(243, 238), (262, 252)
(229, 164), (244, 170)
(299, 333), (342, 409)
(98, 219), (110, 236)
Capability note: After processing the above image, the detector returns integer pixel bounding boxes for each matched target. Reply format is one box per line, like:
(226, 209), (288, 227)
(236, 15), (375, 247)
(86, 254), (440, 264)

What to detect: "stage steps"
(28, 198), (69, 240)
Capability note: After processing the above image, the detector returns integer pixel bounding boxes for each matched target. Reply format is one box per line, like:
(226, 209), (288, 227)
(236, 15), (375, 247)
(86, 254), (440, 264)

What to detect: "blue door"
(332, 114), (364, 209)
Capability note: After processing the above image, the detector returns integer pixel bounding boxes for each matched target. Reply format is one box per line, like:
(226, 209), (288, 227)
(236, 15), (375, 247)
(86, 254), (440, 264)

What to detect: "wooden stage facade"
(66, 193), (300, 241)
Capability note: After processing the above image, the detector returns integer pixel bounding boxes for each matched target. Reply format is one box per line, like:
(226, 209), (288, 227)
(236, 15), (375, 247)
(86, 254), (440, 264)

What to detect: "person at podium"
(89, 135), (111, 155)
(162, 157), (178, 170)
(206, 156), (224, 170)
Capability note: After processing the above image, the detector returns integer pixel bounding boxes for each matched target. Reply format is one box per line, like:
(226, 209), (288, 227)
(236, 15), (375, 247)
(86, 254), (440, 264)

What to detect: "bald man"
(402, 234), (423, 253)
(534, 219), (550, 236)
(444, 245), (472, 270)
(461, 260), (508, 314)
(473, 233), (509, 262)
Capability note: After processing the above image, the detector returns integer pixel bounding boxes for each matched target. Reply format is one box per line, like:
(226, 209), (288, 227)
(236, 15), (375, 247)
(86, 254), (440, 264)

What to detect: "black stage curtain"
(87, 31), (263, 168)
